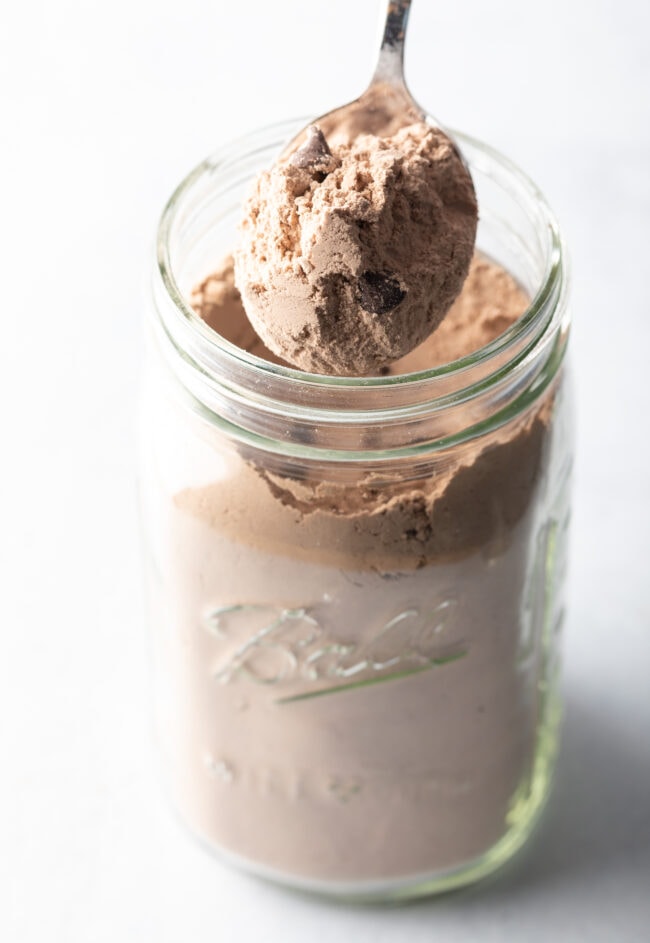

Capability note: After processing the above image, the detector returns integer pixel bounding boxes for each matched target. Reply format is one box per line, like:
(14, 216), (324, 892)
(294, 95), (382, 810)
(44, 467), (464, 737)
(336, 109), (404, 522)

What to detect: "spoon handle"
(372, 0), (412, 85)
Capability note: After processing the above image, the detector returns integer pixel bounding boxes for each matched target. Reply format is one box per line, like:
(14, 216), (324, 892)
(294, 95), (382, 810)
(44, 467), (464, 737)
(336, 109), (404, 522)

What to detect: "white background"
(1, 1), (649, 940)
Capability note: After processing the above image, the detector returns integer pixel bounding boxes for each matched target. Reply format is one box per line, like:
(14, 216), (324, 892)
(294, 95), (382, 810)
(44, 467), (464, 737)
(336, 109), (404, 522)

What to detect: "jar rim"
(151, 119), (570, 458)
(157, 119), (565, 381)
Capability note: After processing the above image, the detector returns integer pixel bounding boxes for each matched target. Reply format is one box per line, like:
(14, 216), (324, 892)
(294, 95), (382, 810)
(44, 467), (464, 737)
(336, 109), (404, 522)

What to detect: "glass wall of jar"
(139, 122), (572, 900)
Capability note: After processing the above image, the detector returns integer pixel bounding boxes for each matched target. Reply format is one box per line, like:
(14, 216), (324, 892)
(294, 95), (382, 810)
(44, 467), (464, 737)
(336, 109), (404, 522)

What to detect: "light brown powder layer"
(174, 410), (548, 573)
(187, 251), (538, 570)
(186, 251), (537, 573)
(192, 251), (528, 376)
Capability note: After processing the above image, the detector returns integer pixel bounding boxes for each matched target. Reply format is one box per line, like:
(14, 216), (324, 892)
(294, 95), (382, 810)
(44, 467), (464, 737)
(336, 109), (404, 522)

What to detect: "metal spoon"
(241, 0), (477, 377)
(282, 1), (451, 152)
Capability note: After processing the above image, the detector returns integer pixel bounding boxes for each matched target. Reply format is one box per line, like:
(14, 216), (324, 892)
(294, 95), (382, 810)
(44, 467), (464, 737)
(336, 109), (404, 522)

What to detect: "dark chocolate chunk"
(358, 272), (406, 315)
(289, 125), (333, 171)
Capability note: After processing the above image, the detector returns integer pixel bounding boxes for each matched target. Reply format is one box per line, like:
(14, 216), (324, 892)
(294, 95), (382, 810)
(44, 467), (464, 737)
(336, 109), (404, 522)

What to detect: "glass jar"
(140, 120), (572, 900)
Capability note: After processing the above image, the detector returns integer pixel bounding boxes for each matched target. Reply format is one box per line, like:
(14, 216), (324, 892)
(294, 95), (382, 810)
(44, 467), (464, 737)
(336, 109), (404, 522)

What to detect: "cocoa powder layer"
(185, 253), (547, 572)
(233, 122), (477, 375)
(156, 511), (545, 882)
(192, 252), (529, 376)
(174, 411), (549, 572)
(191, 256), (283, 364)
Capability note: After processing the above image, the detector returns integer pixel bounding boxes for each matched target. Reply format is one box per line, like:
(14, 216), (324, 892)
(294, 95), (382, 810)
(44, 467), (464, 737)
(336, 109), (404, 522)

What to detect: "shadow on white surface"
(231, 689), (650, 916)
(200, 689), (650, 941)
(409, 691), (650, 908)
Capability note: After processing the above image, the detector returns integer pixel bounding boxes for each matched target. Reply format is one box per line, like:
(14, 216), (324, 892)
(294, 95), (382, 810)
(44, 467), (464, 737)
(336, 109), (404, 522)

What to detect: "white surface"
(1, 1), (649, 940)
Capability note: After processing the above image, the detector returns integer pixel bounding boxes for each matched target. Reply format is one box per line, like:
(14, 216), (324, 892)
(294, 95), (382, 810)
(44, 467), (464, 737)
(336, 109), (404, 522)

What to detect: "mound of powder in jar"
(192, 252), (526, 376)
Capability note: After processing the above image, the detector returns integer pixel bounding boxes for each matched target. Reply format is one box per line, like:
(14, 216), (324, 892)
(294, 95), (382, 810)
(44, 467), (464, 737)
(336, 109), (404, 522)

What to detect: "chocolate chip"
(358, 272), (406, 315)
(289, 125), (333, 171)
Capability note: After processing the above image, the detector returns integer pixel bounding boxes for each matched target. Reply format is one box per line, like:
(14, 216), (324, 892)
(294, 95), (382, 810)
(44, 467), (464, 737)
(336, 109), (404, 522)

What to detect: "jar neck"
(151, 124), (570, 460)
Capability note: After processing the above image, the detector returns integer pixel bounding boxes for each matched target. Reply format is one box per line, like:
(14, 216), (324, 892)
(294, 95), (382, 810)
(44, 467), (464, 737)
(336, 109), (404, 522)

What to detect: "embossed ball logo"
(203, 598), (466, 704)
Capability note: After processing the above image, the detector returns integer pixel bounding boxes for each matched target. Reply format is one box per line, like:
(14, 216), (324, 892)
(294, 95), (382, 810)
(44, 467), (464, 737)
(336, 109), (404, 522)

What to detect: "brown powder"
(190, 256), (283, 363)
(174, 410), (549, 572)
(232, 122), (477, 375)
(390, 253), (529, 372)
(151, 254), (561, 888)
(191, 251), (528, 376)
(185, 251), (539, 574)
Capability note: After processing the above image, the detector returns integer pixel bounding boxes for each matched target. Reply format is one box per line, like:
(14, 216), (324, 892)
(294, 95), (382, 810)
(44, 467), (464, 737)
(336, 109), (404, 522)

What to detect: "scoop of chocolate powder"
(234, 121), (477, 376)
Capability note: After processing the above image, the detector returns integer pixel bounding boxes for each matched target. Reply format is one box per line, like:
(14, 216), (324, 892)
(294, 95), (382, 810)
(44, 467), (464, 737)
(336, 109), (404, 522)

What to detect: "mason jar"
(139, 120), (572, 900)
